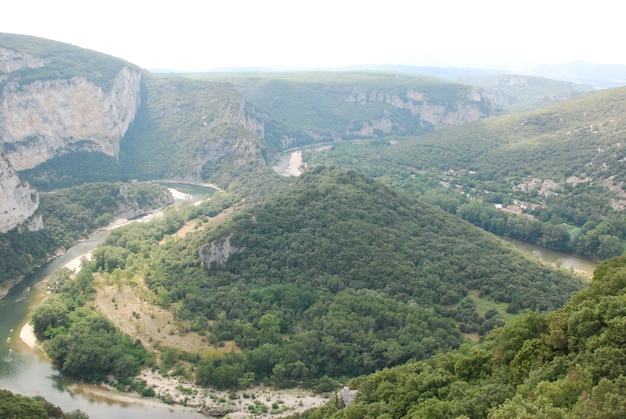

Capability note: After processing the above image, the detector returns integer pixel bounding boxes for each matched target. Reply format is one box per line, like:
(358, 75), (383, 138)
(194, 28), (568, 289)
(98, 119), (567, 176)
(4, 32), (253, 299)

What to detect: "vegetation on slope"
(0, 32), (135, 90)
(305, 86), (626, 259)
(31, 265), (149, 382)
(186, 71), (496, 145)
(19, 74), (273, 188)
(0, 389), (88, 419)
(294, 252), (626, 418)
(119, 75), (267, 183)
(0, 182), (170, 288)
(89, 167), (582, 390)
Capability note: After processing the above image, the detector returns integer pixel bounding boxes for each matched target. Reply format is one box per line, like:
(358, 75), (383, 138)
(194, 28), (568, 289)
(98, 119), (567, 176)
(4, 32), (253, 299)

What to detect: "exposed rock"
(0, 48), (47, 73)
(0, 65), (142, 170)
(0, 48), (142, 233)
(224, 98), (266, 139)
(198, 406), (239, 417)
(339, 386), (358, 407)
(198, 234), (244, 267)
(342, 87), (492, 134)
(22, 213), (43, 232)
(0, 152), (38, 233)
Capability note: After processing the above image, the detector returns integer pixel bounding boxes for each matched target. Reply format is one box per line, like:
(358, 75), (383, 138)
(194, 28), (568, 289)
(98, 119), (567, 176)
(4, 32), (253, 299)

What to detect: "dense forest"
(43, 166), (579, 391)
(31, 265), (149, 382)
(293, 252), (626, 418)
(0, 389), (88, 419)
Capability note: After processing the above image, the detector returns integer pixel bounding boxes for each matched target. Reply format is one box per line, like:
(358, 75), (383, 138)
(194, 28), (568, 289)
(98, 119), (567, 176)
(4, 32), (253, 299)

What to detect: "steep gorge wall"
(0, 151), (38, 233)
(342, 87), (492, 137)
(0, 47), (142, 232)
(0, 64), (142, 170)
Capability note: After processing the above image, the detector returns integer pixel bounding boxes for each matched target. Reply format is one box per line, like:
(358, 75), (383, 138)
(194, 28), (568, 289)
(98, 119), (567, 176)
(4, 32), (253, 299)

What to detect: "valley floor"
(19, 319), (329, 417)
(18, 208), (330, 417)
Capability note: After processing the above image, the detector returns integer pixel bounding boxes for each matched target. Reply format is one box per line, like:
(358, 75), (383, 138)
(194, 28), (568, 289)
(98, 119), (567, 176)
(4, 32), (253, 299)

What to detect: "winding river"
(0, 184), (214, 419)
(0, 177), (598, 418)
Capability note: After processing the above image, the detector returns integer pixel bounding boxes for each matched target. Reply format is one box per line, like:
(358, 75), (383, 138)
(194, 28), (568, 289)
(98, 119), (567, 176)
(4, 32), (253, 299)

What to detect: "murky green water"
(503, 237), (598, 276)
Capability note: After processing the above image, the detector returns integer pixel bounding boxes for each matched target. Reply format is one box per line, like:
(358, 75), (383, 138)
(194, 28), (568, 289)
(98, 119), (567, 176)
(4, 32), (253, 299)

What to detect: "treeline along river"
(0, 182), (596, 418)
(0, 184), (215, 418)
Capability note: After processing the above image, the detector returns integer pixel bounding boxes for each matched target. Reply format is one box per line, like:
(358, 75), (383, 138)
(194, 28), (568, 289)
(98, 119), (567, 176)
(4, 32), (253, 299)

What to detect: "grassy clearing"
(468, 290), (519, 323)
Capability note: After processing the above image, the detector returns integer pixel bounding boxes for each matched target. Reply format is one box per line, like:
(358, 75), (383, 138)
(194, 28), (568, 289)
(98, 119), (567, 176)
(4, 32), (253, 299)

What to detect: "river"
(0, 180), (598, 417)
(271, 150), (304, 177)
(503, 237), (598, 277)
(0, 185), (214, 419)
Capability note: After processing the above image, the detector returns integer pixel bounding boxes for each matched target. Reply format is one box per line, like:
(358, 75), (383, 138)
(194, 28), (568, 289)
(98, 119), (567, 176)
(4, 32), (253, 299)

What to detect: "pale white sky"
(2, 0), (623, 71)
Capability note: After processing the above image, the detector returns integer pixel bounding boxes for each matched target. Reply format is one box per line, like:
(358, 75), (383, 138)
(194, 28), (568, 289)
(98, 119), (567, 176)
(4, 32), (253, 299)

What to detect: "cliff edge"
(0, 40), (142, 232)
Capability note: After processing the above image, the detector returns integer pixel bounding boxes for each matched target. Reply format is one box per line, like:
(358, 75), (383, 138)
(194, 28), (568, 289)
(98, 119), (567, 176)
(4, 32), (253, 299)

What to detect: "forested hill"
(305, 85), (626, 260)
(189, 166), (580, 312)
(312, 85), (626, 185)
(391, 85), (626, 182)
(124, 166), (583, 388)
(295, 252), (626, 418)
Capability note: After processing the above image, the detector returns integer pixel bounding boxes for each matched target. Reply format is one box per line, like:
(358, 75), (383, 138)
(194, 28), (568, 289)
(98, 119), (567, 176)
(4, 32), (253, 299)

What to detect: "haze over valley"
(1, 29), (626, 418)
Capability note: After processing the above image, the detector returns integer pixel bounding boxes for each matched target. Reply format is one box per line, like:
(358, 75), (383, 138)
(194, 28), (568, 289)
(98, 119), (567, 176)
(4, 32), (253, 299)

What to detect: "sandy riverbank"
(18, 321), (328, 417)
(168, 188), (192, 201)
(17, 203), (329, 417)
(19, 322), (38, 348)
(273, 151), (304, 177)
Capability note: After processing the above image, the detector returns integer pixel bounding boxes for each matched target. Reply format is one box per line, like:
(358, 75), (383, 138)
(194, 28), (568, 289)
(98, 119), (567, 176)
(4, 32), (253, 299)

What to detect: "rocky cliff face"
(0, 151), (38, 233)
(0, 46), (142, 232)
(342, 87), (492, 136)
(198, 234), (244, 267)
(0, 61), (142, 170)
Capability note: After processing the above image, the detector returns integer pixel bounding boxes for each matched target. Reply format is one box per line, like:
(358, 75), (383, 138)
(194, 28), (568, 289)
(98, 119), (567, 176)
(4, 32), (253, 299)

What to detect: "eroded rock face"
(0, 47), (47, 73)
(0, 65), (142, 170)
(342, 87), (493, 136)
(198, 234), (244, 267)
(0, 152), (38, 233)
(0, 46), (142, 233)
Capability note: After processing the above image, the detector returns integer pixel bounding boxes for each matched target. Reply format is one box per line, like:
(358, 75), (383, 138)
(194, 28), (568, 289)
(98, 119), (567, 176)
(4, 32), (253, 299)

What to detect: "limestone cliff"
(198, 234), (244, 267)
(0, 45), (142, 232)
(0, 61), (142, 170)
(342, 87), (492, 136)
(0, 151), (38, 233)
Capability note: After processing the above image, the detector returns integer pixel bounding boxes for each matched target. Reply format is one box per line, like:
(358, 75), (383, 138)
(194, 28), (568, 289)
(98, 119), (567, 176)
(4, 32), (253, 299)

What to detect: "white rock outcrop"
(0, 65), (142, 170)
(0, 47), (142, 233)
(0, 152), (38, 233)
(0, 47), (47, 73)
(198, 234), (244, 267)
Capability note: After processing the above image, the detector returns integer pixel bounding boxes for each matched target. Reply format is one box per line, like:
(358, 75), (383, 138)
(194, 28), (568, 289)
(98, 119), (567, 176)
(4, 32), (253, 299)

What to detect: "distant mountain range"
(265, 61), (626, 90)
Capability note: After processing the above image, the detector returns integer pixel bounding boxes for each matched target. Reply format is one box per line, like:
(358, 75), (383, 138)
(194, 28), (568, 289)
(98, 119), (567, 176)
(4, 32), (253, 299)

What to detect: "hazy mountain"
(527, 60), (626, 89)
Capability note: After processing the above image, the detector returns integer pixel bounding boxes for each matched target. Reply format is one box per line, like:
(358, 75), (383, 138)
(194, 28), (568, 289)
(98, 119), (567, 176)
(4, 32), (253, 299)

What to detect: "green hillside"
(305, 86), (626, 259)
(185, 71), (496, 145)
(92, 166), (582, 389)
(18, 73), (274, 188)
(295, 252), (626, 418)
(118, 74), (268, 183)
(0, 388), (88, 418)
